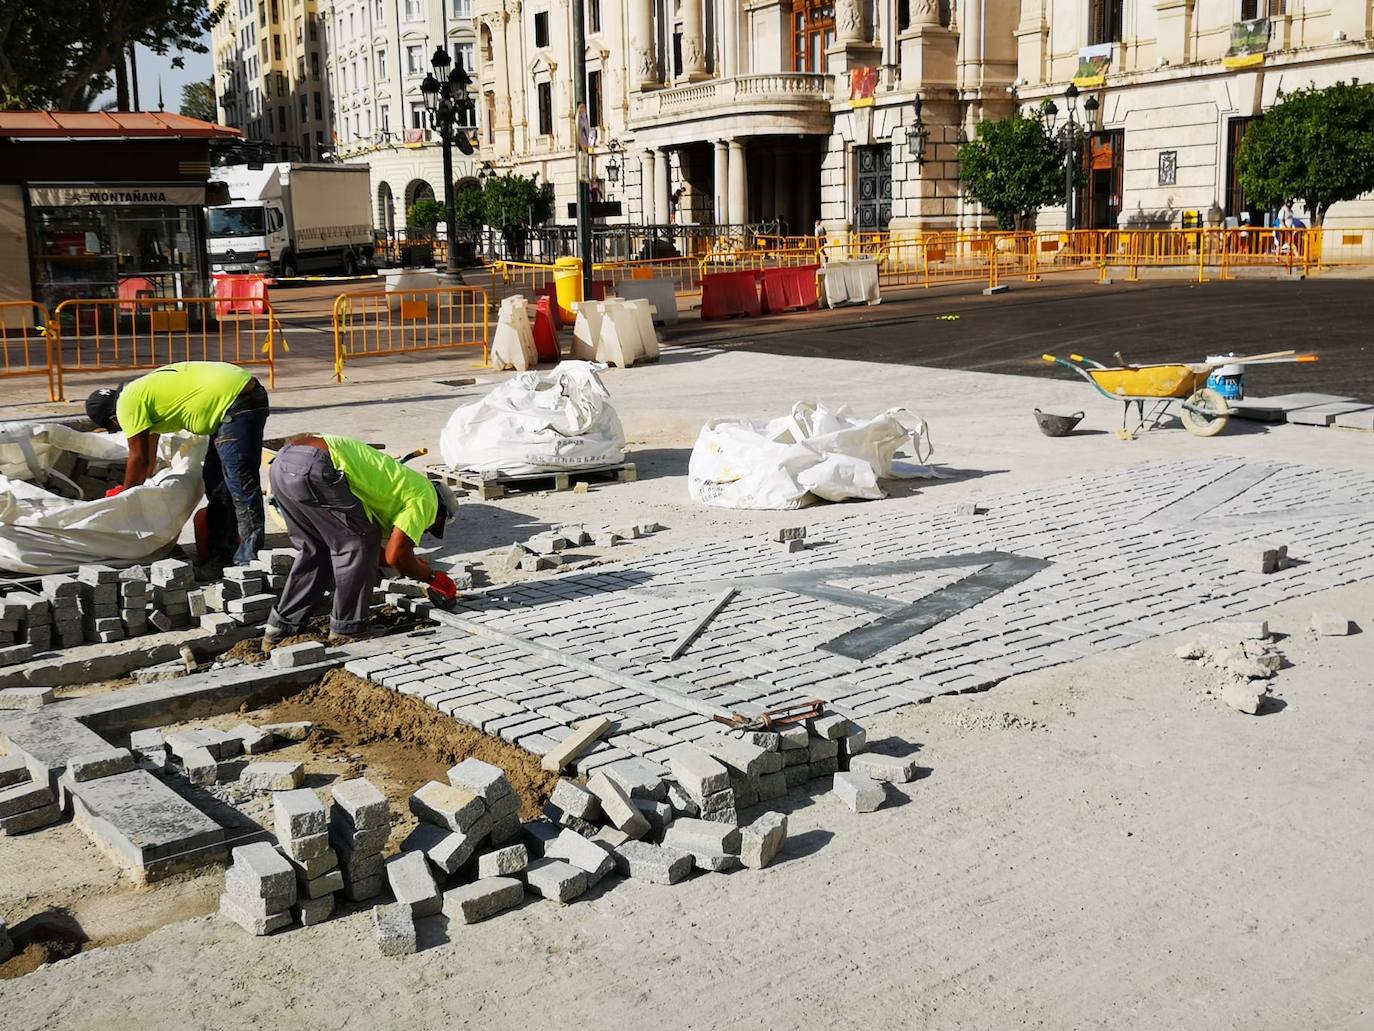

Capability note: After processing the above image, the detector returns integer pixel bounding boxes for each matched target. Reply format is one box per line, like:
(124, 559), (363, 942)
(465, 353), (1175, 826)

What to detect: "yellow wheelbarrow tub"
(1087, 364), (1206, 399)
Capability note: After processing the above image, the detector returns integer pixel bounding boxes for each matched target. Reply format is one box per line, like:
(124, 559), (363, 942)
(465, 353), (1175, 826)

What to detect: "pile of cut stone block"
(275, 788), (341, 926)
(504, 521), (666, 573)
(0, 750), (61, 836)
(219, 841), (297, 935)
(0, 592), (50, 664)
(143, 720), (312, 786)
(331, 777), (391, 903)
(41, 453), (124, 501)
(219, 778), (389, 936)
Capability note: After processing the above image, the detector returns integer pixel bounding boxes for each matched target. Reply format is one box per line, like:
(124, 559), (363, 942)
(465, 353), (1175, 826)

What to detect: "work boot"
(327, 632), (358, 648)
(260, 625), (286, 656)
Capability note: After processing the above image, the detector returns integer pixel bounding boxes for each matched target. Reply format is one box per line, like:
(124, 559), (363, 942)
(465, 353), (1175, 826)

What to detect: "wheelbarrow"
(1042, 349), (1318, 439)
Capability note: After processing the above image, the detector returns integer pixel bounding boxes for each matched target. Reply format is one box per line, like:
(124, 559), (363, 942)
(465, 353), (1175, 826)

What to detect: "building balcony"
(631, 73), (834, 134)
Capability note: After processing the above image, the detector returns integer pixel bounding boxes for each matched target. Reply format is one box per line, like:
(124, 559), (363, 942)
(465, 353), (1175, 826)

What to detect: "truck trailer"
(208, 162), (374, 278)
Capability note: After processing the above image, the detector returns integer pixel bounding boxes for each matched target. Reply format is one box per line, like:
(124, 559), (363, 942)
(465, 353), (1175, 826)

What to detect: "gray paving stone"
(274, 789), (327, 839)
(373, 901), (418, 956)
(67, 770), (224, 877)
(410, 781), (485, 833)
(443, 877), (525, 923)
(476, 843), (529, 878)
(386, 850), (441, 917)
(833, 770), (885, 813)
(612, 839), (694, 884)
(848, 752), (920, 784)
(544, 828), (617, 886)
(739, 811), (788, 869)
(524, 857), (588, 903)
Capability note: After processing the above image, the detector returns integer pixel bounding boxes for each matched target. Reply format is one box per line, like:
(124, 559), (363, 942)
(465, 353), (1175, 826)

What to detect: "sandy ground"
(2, 313), (1373, 1026)
(1, 580), (1370, 1029)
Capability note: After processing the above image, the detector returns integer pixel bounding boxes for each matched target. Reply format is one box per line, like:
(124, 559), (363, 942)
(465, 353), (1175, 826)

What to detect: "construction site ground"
(1, 276), (1372, 1029)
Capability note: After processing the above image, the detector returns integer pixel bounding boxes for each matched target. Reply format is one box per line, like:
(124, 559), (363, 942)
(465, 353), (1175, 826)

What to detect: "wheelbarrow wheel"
(1181, 387), (1230, 437)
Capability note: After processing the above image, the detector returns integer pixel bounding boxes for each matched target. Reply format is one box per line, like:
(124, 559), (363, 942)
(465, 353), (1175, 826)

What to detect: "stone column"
(655, 147), (672, 226)
(680, 0), (708, 81)
(836, 0), (865, 42)
(642, 149), (658, 222)
(629, 0), (659, 89)
(720, 0), (738, 78)
(727, 138), (748, 225)
(713, 140), (729, 224)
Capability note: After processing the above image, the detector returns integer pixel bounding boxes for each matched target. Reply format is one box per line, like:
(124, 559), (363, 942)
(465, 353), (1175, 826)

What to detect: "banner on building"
(849, 67), (878, 107)
(1072, 44), (1112, 88)
(1224, 18), (1271, 68)
(403, 128), (425, 148)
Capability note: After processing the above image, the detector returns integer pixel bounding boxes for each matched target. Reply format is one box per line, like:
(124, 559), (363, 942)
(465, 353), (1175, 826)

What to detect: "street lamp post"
(421, 47), (476, 270)
(1043, 83), (1098, 231)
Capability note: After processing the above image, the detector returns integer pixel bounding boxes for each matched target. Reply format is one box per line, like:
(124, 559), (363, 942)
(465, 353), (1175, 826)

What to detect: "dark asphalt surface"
(694, 278), (1373, 401)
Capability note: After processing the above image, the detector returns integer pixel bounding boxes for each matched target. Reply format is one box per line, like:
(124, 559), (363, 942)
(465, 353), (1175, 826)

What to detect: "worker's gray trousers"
(266, 443), (379, 636)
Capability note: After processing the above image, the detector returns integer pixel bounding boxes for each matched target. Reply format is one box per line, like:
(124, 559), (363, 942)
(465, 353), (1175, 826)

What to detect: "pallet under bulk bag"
(687, 401), (934, 510)
(0, 423), (208, 574)
(438, 360), (626, 475)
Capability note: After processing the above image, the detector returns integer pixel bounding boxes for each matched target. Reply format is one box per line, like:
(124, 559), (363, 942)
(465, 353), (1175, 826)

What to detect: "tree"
(0, 0), (224, 111)
(407, 197), (447, 235)
(1237, 82), (1374, 226)
(957, 110), (1066, 230)
(451, 181), (486, 232)
(180, 79), (216, 123)
(482, 173), (554, 260)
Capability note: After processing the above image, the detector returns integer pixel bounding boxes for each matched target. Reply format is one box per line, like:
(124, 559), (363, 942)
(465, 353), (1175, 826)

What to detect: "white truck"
(208, 163), (375, 278)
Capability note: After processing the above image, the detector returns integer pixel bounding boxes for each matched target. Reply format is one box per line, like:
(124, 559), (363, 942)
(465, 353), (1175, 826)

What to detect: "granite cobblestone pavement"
(349, 457), (1373, 772)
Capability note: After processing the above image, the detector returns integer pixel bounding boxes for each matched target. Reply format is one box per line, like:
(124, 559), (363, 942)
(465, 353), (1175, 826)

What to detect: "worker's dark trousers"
(266, 443), (379, 637)
(203, 379), (269, 567)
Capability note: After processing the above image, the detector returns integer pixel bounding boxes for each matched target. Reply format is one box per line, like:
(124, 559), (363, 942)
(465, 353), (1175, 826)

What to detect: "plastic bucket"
(1205, 354), (1244, 401)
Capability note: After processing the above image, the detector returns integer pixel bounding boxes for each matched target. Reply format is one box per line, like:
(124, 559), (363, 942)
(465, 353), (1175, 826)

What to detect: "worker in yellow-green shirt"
(261, 434), (460, 647)
(85, 361), (269, 577)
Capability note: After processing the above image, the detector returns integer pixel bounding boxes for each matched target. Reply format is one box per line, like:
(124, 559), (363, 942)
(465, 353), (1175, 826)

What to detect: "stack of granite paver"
(274, 788), (340, 926)
(330, 778), (390, 902)
(76, 564), (123, 643)
(219, 841), (296, 935)
(392, 759), (529, 923)
(0, 752), (61, 836)
(42, 575), (83, 650)
(148, 558), (198, 632)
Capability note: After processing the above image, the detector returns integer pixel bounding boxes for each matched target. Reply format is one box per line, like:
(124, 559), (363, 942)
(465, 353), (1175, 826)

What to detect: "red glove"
(427, 571), (458, 601)
(105, 485), (126, 498)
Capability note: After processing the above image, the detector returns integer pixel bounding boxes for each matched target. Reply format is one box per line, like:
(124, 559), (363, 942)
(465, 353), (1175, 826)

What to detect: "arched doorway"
(378, 182), (396, 234)
(405, 179), (435, 208)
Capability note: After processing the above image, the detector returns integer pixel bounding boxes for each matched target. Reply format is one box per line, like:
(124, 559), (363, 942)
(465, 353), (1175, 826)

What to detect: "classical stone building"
(316, 0), (483, 234)
(1016, 0), (1374, 228)
(212, 0), (335, 160)
(475, 0), (1015, 235)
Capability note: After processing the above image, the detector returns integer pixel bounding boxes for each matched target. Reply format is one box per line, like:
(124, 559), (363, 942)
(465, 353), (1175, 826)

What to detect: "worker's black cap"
(85, 388), (120, 432)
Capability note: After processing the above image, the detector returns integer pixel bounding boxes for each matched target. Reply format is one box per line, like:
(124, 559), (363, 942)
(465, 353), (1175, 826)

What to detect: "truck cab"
(208, 200), (288, 276)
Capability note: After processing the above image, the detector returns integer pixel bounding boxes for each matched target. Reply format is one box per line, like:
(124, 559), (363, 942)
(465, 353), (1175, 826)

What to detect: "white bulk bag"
(688, 401), (934, 510)
(0, 423), (207, 573)
(439, 360), (626, 475)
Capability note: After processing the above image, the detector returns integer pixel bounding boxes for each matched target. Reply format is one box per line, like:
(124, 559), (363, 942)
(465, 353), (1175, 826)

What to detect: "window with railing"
(1088, 0), (1123, 45)
(792, 1), (835, 74)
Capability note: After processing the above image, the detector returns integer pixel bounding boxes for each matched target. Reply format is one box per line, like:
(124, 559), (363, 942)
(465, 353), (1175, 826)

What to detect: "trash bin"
(553, 256), (584, 324)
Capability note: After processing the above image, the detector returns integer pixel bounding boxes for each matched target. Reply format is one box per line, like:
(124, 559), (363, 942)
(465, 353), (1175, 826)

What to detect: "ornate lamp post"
(420, 47), (476, 267)
(1043, 83), (1099, 230)
(907, 94), (930, 167)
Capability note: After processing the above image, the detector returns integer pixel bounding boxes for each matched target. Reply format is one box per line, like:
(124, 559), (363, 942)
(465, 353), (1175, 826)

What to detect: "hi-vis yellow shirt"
(322, 435), (437, 544)
(115, 362), (251, 437)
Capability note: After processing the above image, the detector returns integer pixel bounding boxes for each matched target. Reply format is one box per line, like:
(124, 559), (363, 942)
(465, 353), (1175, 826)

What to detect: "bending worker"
(262, 434), (459, 649)
(85, 361), (269, 578)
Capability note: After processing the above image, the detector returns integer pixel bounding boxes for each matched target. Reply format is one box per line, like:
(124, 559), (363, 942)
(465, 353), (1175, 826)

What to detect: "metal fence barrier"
(0, 301), (58, 401)
(48, 297), (281, 401)
(332, 285), (489, 382)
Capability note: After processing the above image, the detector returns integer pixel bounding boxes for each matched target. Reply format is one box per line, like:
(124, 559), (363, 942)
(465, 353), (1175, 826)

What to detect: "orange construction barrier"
(212, 274), (271, 316)
(700, 270), (761, 320)
(0, 301), (58, 401)
(759, 264), (820, 314)
(533, 297), (561, 363)
(534, 284), (562, 327)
